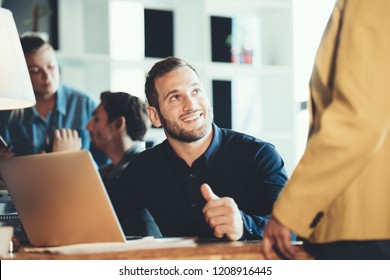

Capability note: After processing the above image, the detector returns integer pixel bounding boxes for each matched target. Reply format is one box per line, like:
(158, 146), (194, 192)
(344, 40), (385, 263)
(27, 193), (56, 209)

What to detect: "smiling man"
(114, 56), (288, 240)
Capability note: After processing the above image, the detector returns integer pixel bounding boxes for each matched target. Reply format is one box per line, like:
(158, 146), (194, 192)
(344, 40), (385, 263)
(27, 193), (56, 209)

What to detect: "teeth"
(183, 114), (199, 122)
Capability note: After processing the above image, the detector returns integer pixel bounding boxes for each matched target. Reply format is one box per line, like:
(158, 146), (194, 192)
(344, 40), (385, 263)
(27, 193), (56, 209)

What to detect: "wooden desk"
(4, 240), (313, 260)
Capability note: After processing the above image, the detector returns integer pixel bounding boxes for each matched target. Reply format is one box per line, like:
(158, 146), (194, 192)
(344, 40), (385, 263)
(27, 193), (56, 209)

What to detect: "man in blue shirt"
(114, 57), (288, 240)
(0, 36), (106, 165)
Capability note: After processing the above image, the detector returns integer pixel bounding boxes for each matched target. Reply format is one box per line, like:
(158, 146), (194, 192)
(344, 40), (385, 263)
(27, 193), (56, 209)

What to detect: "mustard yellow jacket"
(273, 0), (390, 243)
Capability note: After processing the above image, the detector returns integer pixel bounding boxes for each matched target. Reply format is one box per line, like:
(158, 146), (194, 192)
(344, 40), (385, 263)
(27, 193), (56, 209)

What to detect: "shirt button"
(189, 174), (195, 178)
(192, 203), (197, 208)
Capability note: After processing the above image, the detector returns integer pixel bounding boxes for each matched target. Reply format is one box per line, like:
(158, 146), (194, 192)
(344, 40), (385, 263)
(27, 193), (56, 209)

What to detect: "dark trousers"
(304, 240), (390, 260)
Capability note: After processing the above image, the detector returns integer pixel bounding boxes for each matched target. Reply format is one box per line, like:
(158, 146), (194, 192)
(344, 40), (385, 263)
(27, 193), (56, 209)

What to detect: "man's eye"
(170, 95), (179, 101)
(28, 67), (40, 74)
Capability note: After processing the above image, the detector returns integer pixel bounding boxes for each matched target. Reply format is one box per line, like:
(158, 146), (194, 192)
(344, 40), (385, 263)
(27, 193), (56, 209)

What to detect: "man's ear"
(147, 106), (162, 128)
(114, 116), (126, 131)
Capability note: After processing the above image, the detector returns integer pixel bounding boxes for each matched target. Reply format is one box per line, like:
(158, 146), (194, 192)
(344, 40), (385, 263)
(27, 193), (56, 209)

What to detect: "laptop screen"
(0, 150), (126, 246)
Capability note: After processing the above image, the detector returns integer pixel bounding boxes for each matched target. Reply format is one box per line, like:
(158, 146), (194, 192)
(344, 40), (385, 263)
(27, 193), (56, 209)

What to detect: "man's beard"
(157, 108), (213, 143)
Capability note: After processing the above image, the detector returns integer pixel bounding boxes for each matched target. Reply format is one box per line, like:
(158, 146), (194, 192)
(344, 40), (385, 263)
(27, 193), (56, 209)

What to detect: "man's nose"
(40, 68), (49, 79)
(182, 94), (198, 111)
(86, 119), (92, 131)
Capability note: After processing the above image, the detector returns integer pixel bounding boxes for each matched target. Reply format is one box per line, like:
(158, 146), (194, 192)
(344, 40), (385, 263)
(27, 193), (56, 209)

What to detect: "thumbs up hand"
(201, 183), (244, 241)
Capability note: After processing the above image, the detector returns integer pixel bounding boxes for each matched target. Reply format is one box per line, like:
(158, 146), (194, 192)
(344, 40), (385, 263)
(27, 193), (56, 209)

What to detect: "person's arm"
(241, 143), (288, 240)
(202, 143), (288, 241)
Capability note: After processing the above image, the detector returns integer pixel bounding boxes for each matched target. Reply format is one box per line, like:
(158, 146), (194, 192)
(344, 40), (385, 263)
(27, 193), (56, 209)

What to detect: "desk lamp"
(0, 8), (36, 110)
(0, 8), (36, 155)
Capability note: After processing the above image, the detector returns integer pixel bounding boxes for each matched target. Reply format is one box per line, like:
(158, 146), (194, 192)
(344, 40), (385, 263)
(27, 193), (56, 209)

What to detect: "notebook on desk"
(0, 150), (126, 247)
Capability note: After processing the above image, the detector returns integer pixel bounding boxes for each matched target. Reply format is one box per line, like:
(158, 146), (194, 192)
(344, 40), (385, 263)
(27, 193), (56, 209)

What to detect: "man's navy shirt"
(117, 123), (288, 239)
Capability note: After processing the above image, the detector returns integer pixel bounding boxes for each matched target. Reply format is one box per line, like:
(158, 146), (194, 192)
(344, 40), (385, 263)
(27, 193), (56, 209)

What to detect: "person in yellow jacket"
(262, 0), (390, 260)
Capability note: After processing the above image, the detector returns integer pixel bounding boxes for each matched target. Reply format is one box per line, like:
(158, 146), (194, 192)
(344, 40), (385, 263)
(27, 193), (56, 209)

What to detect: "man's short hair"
(100, 91), (150, 141)
(20, 36), (50, 54)
(144, 56), (198, 108)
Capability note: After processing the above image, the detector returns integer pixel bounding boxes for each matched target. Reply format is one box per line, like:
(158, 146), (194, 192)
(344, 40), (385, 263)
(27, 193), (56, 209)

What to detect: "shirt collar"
(26, 107), (40, 124)
(164, 123), (222, 167)
(120, 144), (143, 165)
(100, 144), (144, 179)
(26, 85), (66, 123)
(202, 123), (222, 166)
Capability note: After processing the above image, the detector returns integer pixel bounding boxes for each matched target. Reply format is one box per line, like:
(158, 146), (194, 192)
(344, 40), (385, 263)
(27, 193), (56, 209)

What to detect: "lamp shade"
(0, 8), (36, 110)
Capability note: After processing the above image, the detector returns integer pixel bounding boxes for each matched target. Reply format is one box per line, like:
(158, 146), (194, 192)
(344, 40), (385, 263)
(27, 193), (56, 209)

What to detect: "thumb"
(201, 183), (219, 201)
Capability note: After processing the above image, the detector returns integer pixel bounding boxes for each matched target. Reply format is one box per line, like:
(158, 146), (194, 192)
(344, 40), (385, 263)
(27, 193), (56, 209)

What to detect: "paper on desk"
(24, 237), (196, 255)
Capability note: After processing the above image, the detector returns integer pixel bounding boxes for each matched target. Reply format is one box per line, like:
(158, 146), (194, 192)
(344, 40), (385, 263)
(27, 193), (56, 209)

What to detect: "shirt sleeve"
(242, 143), (289, 239)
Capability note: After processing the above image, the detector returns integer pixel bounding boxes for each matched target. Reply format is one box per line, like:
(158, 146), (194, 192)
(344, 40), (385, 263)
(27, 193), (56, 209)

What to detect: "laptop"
(0, 150), (126, 247)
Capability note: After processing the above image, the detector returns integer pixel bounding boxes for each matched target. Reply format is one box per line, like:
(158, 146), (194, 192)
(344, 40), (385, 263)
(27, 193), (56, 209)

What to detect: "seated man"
(113, 57), (289, 240)
(86, 91), (161, 237)
(0, 36), (106, 166)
